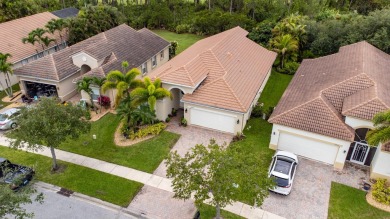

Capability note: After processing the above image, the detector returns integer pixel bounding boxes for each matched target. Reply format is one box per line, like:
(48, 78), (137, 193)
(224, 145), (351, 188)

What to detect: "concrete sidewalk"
(0, 136), (284, 219)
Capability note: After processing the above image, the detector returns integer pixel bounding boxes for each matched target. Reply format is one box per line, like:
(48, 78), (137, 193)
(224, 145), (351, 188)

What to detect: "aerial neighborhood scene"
(1, 0), (390, 219)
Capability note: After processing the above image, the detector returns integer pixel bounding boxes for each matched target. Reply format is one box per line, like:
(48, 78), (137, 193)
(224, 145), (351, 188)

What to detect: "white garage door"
(190, 108), (236, 133)
(278, 132), (339, 164)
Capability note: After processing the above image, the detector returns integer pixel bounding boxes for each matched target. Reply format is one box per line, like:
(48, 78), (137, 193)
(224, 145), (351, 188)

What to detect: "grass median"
(0, 146), (142, 207)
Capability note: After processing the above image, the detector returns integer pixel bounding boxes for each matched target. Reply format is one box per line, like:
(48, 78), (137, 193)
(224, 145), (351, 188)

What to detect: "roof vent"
(301, 74), (304, 77)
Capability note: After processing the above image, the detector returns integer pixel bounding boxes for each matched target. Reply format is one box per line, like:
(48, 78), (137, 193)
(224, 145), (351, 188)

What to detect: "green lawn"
(0, 146), (143, 207)
(198, 204), (245, 219)
(0, 83), (20, 109)
(152, 30), (204, 54)
(258, 69), (293, 109)
(328, 182), (390, 219)
(59, 113), (180, 173)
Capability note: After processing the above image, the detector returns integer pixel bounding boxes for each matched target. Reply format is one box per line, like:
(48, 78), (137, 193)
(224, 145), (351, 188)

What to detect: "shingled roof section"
(269, 41), (390, 141)
(14, 24), (170, 82)
(51, 7), (79, 18)
(148, 26), (277, 113)
(0, 12), (64, 64)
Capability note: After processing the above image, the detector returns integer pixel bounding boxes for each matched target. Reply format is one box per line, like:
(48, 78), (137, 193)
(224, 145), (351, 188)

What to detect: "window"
(152, 55), (157, 68)
(21, 59), (29, 65)
(160, 51), (164, 60)
(91, 87), (100, 101)
(142, 63), (148, 75)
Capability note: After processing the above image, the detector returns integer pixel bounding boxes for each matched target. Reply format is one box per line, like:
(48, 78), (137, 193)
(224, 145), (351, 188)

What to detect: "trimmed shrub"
(251, 103), (263, 118)
(97, 95), (111, 108)
(372, 179), (390, 205)
(129, 123), (167, 140)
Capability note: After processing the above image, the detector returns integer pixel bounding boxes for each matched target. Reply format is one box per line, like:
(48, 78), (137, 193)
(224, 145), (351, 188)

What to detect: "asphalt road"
(22, 186), (138, 219)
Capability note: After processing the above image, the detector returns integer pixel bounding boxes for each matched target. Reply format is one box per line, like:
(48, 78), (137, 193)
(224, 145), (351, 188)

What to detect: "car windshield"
(0, 114), (9, 122)
(272, 175), (289, 187)
(274, 158), (292, 175)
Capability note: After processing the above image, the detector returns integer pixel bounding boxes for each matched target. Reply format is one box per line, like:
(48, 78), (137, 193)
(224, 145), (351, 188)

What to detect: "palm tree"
(92, 76), (106, 113)
(102, 61), (143, 107)
(367, 110), (390, 146)
(269, 34), (299, 69)
(45, 18), (66, 45)
(76, 77), (95, 110)
(22, 34), (39, 54)
(40, 36), (55, 52)
(131, 77), (172, 112)
(0, 53), (14, 97)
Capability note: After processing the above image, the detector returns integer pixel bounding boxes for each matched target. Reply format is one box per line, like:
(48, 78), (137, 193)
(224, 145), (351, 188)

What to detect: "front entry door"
(350, 142), (370, 165)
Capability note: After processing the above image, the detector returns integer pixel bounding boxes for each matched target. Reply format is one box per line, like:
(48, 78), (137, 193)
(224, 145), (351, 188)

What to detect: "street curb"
(34, 181), (160, 219)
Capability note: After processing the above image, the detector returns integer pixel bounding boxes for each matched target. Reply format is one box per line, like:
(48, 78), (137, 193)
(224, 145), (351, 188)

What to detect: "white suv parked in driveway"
(268, 151), (298, 195)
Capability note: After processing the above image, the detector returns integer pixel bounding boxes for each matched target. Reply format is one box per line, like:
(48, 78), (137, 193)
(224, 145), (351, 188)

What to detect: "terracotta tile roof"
(14, 24), (170, 81)
(270, 41), (390, 141)
(0, 12), (64, 64)
(383, 142), (390, 152)
(148, 26), (277, 112)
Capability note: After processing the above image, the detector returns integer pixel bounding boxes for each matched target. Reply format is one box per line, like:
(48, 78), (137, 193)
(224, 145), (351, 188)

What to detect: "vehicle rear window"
(274, 159), (292, 175)
(272, 175), (289, 187)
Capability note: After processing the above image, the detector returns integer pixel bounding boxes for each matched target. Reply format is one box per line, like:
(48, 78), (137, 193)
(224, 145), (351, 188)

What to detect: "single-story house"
(14, 24), (170, 104)
(0, 12), (67, 89)
(148, 26), (277, 134)
(268, 41), (390, 180)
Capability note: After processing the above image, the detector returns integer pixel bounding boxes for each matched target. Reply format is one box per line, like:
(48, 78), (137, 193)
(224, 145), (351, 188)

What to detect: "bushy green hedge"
(372, 179), (390, 205)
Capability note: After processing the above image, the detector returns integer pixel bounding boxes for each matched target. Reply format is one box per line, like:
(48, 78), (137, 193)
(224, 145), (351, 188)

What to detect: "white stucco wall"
(371, 144), (390, 181)
(270, 124), (351, 169)
(345, 116), (374, 129)
(71, 52), (99, 69)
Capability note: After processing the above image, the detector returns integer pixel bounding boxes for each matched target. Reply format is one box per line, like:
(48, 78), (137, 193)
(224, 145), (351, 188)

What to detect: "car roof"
(0, 108), (20, 115)
(271, 171), (289, 179)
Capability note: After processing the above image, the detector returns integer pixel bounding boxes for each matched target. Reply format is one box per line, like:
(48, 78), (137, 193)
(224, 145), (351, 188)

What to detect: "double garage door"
(190, 108), (236, 133)
(278, 132), (339, 165)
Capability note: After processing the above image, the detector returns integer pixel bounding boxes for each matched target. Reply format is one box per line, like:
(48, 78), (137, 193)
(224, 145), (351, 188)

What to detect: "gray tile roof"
(14, 24), (170, 81)
(51, 7), (79, 19)
(269, 41), (390, 141)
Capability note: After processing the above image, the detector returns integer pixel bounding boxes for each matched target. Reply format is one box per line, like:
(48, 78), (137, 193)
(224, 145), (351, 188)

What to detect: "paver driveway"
(128, 113), (232, 218)
(261, 157), (369, 219)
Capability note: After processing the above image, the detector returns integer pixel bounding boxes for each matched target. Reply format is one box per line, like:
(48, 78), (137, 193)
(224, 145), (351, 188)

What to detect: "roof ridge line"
(269, 99), (318, 122)
(50, 54), (59, 81)
(343, 97), (381, 114)
(208, 27), (240, 51)
(182, 65), (195, 86)
(321, 73), (374, 94)
(319, 96), (354, 140)
(222, 79), (246, 112)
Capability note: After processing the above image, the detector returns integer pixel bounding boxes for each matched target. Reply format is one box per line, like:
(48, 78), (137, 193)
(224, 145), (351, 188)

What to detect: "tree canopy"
(367, 110), (390, 146)
(166, 139), (274, 219)
(9, 98), (91, 170)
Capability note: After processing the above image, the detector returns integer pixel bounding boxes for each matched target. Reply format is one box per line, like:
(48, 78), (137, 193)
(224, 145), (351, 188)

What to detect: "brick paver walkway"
(0, 136), (284, 219)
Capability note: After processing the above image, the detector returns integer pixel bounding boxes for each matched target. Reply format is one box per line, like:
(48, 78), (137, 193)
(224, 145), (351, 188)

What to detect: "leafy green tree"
(0, 184), (44, 219)
(269, 34), (299, 68)
(0, 53), (14, 97)
(77, 76), (96, 110)
(166, 139), (274, 219)
(92, 76), (107, 113)
(131, 77), (172, 112)
(367, 110), (390, 146)
(9, 98), (91, 170)
(102, 61), (142, 107)
(116, 95), (136, 129)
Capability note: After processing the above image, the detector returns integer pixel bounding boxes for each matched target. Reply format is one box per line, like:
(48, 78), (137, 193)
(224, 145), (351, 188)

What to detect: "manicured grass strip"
(152, 30), (204, 54)
(0, 84), (20, 109)
(198, 204), (245, 219)
(59, 113), (180, 173)
(0, 146), (143, 207)
(328, 182), (390, 219)
(258, 69), (293, 110)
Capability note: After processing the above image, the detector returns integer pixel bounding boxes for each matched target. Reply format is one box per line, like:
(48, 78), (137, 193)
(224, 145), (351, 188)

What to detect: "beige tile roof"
(269, 41), (390, 141)
(0, 12), (64, 63)
(148, 26), (277, 112)
(383, 142), (390, 152)
(14, 24), (170, 81)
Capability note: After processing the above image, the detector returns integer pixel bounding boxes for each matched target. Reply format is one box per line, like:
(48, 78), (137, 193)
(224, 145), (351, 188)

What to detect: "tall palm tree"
(102, 61), (143, 107)
(76, 77), (95, 110)
(0, 53), (14, 97)
(367, 110), (390, 146)
(40, 36), (55, 52)
(22, 34), (40, 54)
(269, 34), (299, 69)
(92, 76), (106, 113)
(45, 18), (66, 45)
(131, 77), (172, 112)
